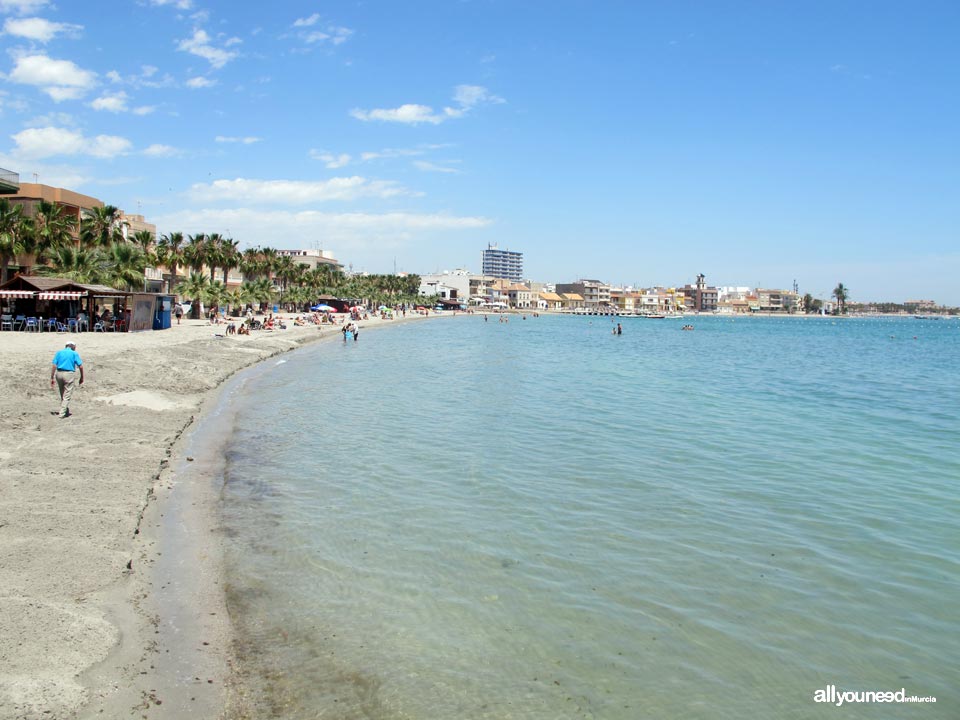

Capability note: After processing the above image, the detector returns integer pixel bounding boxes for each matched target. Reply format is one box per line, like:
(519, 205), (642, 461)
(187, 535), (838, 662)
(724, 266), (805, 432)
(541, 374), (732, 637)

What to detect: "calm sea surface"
(214, 315), (959, 719)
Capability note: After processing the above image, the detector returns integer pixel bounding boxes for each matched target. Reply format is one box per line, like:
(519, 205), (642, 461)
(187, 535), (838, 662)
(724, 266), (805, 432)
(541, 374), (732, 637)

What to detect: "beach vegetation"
(156, 232), (186, 293)
(34, 245), (106, 283)
(30, 200), (76, 260)
(833, 283), (849, 314)
(179, 272), (211, 318)
(80, 205), (124, 248)
(0, 198), (32, 283)
(102, 241), (148, 291)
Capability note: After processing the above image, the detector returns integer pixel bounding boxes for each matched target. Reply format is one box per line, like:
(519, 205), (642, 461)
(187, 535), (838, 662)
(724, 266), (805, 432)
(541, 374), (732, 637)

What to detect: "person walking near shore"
(50, 341), (84, 418)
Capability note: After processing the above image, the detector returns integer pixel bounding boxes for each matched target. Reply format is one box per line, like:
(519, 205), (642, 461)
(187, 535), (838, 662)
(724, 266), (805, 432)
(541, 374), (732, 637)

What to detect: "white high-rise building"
(481, 243), (523, 281)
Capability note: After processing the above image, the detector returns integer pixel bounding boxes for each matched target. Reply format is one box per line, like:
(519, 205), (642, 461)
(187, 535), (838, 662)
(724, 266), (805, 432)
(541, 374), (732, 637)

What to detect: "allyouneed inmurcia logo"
(813, 685), (937, 707)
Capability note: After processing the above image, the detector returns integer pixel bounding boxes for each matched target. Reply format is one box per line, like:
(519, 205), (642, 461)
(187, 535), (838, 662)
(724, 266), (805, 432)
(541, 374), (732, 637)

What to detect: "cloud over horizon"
(187, 176), (420, 205)
(351, 85), (504, 125)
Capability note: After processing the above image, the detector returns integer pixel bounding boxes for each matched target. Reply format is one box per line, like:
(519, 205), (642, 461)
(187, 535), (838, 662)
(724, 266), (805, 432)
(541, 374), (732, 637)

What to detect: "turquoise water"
(218, 315), (959, 719)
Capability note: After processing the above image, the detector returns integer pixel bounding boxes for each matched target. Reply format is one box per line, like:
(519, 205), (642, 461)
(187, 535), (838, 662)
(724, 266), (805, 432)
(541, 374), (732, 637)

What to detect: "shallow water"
(217, 315), (959, 719)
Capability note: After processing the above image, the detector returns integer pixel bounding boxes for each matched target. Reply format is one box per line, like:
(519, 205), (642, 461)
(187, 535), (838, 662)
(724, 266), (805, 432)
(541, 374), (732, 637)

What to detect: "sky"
(1, 0), (958, 304)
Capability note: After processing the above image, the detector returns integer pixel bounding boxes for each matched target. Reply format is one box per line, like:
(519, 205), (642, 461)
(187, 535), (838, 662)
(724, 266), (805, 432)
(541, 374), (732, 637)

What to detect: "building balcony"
(0, 168), (19, 194)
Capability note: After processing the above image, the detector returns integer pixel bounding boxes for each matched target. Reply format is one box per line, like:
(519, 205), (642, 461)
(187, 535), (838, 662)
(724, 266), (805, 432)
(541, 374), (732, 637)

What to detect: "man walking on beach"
(50, 341), (84, 418)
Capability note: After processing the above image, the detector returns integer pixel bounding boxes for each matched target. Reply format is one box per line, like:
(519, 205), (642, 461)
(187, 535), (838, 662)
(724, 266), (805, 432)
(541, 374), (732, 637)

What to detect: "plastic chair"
(68, 319), (79, 333)
(24, 317), (39, 332)
(46, 318), (59, 332)
(0, 315), (12, 331)
(14, 315), (25, 330)
(93, 321), (105, 332)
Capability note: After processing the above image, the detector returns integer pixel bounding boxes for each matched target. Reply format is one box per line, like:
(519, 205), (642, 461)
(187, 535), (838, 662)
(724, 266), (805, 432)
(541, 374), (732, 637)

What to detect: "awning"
(38, 291), (86, 300)
(0, 290), (35, 298)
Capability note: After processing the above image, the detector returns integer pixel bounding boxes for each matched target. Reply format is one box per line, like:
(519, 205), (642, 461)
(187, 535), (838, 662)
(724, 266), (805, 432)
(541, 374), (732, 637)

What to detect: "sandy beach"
(0, 313), (425, 719)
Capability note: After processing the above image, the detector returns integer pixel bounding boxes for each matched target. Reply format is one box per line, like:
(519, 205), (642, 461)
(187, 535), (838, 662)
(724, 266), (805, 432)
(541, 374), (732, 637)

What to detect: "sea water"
(215, 315), (959, 719)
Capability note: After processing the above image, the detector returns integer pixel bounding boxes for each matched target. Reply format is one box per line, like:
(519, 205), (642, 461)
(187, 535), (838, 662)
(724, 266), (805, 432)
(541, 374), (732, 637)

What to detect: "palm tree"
(35, 245), (105, 283)
(225, 285), (251, 316)
(274, 255), (297, 307)
(0, 199), (32, 283)
(219, 237), (240, 284)
(31, 200), (76, 263)
(80, 205), (125, 248)
(131, 229), (156, 258)
(250, 277), (275, 311)
(103, 241), (147, 291)
(205, 233), (227, 282)
(157, 231), (186, 293)
(179, 272), (211, 319)
(183, 233), (209, 276)
(204, 279), (228, 316)
(832, 283), (849, 315)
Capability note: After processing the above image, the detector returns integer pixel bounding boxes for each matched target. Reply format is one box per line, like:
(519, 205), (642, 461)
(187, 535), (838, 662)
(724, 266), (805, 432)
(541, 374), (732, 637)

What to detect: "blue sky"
(1, 0), (957, 304)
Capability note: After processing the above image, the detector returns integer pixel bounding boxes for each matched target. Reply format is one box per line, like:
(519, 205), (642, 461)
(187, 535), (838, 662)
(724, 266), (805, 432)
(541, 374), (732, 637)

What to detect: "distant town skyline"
(0, 1), (957, 304)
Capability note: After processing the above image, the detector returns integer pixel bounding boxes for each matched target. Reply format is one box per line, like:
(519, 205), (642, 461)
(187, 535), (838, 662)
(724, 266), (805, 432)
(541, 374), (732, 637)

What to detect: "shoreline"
(0, 312), (430, 720)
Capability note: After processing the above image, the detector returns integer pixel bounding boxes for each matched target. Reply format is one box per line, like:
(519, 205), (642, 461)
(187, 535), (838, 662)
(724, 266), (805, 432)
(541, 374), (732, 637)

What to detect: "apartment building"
(481, 243), (523, 281)
(555, 279), (611, 309)
(680, 274), (719, 312)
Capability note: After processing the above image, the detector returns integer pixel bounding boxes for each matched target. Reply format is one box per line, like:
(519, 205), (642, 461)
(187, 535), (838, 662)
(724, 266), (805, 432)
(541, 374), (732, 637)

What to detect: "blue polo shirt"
(52, 347), (83, 371)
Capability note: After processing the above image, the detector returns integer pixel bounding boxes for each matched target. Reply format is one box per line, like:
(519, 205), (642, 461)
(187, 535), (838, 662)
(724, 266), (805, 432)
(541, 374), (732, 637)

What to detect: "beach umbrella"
(312, 304), (336, 312)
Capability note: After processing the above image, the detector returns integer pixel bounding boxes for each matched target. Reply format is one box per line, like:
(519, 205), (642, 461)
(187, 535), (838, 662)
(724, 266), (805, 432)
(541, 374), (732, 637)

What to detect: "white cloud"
(304, 26), (351, 45)
(309, 149), (351, 168)
(132, 105), (155, 115)
(189, 177), (417, 205)
(148, 0), (192, 9)
(214, 135), (261, 144)
(186, 76), (216, 88)
(8, 54), (97, 101)
(11, 126), (131, 159)
(3, 17), (82, 42)
(290, 14), (352, 46)
(293, 13), (320, 27)
(24, 111), (74, 127)
(359, 145), (448, 162)
(351, 103), (448, 125)
(352, 86), (503, 125)
(177, 29), (239, 69)
(143, 143), (180, 157)
(153, 207), (491, 257)
(90, 91), (128, 112)
(107, 65), (174, 90)
(0, 0), (49, 15)
(453, 84), (504, 108)
(413, 160), (460, 174)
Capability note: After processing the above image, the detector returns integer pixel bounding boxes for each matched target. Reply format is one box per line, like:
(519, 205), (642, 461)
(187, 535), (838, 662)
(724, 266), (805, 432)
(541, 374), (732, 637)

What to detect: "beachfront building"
(4, 183), (104, 276)
(0, 167), (19, 195)
(277, 249), (342, 273)
(756, 289), (801, 313)
(555, 279), (612, 311)
(419, 270), (471, 304)
(6, 182), (103, 237)
(539, 291), (564, 310)
(481, 243), (523, 281)
(680, 274), (719, 313)
(560, 293), (585, 310)
(610, 290), (642, 314)
(507, 283), (533, 309)
(717, 297), (752, 314)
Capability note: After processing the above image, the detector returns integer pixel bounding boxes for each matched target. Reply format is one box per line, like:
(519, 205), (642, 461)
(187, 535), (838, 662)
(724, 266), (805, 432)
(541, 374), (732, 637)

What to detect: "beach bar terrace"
(0, 274), (135, 332)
